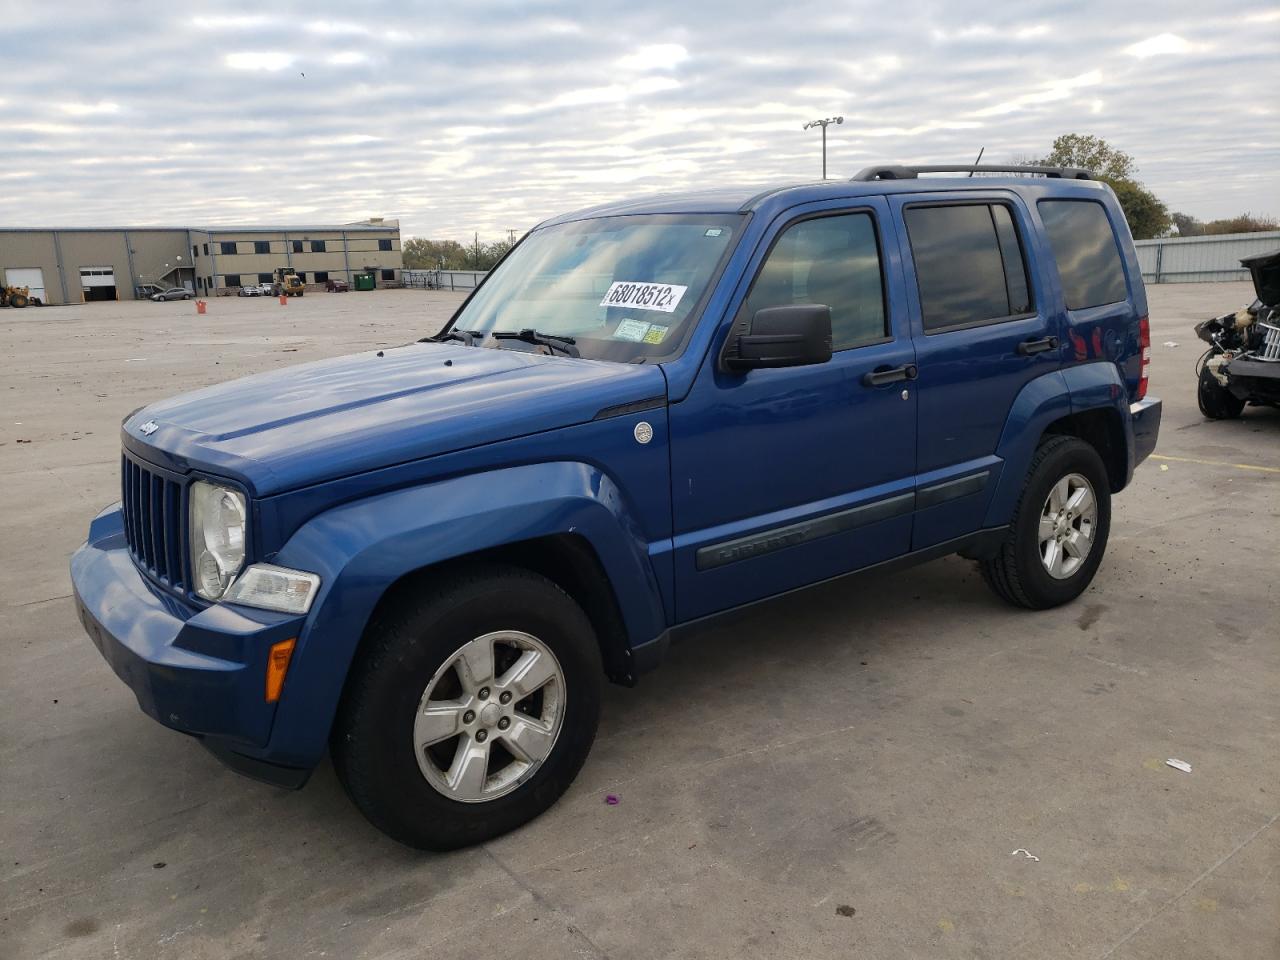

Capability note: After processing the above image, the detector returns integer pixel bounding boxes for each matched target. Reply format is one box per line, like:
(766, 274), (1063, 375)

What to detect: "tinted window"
(378, 238), (393, 251)
(1038, 200), (1128, 309)
(224, 274), (241, 286)
(745, 212), (887, 351)
(381, 268), (395, 281)
(314, 271), (329, 282)
(905, 204), (1033, 331)
(219, 241), (237, 256)
(310, 240), (326, 253)
(292, 240), (303, 253)
(257, 273), (273, 283)
(254, 241), (271, 255)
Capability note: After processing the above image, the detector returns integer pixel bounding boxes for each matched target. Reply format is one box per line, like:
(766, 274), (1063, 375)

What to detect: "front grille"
(1258, 322), (1280, 362)
(121, 453), (186, 591)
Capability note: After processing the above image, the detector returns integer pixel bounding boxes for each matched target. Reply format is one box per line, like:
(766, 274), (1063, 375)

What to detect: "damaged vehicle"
(1195, 248), (1280, 419)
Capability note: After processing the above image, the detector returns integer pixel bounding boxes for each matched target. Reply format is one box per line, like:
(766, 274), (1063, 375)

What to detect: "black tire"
(10, 293), (28, 308)
(1197, 367), (1244, 420)
(183, 294), (192, 300)
(980, 435), (1111, 610)
(331, 565), (602, 850)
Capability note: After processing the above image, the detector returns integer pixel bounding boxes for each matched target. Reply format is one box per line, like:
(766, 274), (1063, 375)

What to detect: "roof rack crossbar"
(851, 164), (1094, 182)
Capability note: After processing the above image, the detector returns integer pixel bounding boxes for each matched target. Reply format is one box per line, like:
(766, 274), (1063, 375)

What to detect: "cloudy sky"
(2, 1), (1276, 241)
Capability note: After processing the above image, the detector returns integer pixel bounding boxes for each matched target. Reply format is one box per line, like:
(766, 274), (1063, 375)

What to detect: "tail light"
(1137, 315), (1150, 400)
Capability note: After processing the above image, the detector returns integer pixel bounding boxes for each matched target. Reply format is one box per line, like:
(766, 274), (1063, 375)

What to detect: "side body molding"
(263, 461), (666, 766)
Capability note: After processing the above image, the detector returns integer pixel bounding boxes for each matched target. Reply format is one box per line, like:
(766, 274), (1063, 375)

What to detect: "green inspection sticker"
(642, 324), (668, 344)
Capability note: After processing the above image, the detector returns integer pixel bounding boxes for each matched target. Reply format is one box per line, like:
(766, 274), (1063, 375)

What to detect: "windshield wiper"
(490, 328), (580, 358)
(426, 327), (486, 346)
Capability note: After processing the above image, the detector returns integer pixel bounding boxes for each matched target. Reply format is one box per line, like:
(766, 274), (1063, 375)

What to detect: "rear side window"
(905, 203), (1033, 331)
(745, 212), (887, 351)
(1038, 200), (1128, 309)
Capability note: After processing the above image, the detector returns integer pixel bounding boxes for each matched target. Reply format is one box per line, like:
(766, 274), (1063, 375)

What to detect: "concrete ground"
(1, 284), (1276, 960)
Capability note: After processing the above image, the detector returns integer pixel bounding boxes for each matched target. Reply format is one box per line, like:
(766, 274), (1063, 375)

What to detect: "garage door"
(5, 268), (45, 302)
(80, 266), (117, 302)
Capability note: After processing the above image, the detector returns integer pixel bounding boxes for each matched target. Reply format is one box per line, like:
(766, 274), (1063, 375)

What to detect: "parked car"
(257, 282), (278, 297)
(236, 285), (261, 297)
(72, 163), (1160, 850)
(325, 278), (349, 292)
(151, 287), (192, 301)
(1193, 248), (1280, 418)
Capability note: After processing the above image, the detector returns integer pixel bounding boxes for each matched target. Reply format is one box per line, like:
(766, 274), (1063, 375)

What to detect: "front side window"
(1038, 200), (1128, 309)
(905, 203), (1034, 331)
(744, 212), (887, 351)
(449, 213), (742, 362)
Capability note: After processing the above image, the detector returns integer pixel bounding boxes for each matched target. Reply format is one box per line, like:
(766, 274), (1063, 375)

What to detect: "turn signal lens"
(266, 638), (296, 703)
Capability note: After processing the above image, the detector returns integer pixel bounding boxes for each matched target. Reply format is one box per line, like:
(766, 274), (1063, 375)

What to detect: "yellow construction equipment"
(1, 285), (31, 308)
(274, 268), (305, 297)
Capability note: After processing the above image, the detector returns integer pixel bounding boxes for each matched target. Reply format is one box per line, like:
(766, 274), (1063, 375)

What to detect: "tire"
(980, 435), (1111, 610)
(1197, 367), (1244, 420)
(332, 565), (603, 850)
(183, 294), (191, 300)
(10, 293), (28, 308)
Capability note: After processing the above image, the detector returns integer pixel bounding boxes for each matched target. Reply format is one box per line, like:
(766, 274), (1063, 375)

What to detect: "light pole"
(803, 116), (843, 179)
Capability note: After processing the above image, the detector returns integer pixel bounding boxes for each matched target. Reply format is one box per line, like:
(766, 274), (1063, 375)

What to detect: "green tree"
(1171, 212), (1204, 237)
(1202, 213), (1278, 235)
(1039, 134), (1170, 239)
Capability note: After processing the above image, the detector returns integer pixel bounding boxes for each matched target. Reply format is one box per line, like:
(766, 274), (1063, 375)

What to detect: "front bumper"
(70, 504), (312, 788)
(1130, 396), (1162, 467)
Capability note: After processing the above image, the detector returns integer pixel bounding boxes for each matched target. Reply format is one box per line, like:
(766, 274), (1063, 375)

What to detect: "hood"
(123, 342), (666, 496)
(1240, 248), (1280, 308)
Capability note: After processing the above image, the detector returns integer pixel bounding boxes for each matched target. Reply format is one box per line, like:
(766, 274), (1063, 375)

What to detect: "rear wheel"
(332, 566), (602, 850)
(1197, 367), (1245, 420)
(9, 293), (28, 308)
(980, 435), (1111, 609)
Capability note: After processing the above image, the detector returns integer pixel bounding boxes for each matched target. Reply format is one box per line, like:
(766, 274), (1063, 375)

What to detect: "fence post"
(1154, 241), (1164, 284)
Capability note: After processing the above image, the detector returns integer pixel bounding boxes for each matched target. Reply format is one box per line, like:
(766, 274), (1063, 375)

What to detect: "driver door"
(669, 199), (919, 621)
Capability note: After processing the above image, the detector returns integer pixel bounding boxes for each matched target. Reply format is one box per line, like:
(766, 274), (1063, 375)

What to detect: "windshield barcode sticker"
(600, 281), (687, 314)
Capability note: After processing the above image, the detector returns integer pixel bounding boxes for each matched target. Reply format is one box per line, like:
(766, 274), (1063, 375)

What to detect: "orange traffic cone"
(279, 294), (288, 306)
(196, 300), (207, 315)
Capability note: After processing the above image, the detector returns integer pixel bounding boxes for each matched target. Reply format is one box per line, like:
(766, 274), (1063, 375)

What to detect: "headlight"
(189, 481), (246, 600)
(224, 564), (320, 614)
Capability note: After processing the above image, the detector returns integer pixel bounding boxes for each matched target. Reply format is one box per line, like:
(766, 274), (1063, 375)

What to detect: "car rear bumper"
(70, 503), (313, 788)
(1130, 396), (1161, 467)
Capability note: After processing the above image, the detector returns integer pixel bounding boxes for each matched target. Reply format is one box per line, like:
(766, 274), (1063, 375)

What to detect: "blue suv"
(71, 164), (1161, 848)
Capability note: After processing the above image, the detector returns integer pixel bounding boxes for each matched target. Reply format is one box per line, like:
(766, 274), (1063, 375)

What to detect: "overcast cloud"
(2, 0), (1276, 240)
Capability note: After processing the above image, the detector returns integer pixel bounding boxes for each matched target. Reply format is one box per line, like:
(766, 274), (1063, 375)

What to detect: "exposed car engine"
(1194, 249), (1280, 419)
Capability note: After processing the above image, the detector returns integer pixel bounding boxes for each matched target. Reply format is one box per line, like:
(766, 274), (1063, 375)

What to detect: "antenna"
(968, 147), (985, 177)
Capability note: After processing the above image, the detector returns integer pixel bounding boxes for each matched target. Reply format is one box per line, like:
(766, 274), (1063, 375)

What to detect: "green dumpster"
(353, 272), (376, 291)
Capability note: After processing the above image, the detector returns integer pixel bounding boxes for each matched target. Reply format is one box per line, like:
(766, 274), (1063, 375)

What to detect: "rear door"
(669, 198), (918, 621)
(890, 192), (1060, 549)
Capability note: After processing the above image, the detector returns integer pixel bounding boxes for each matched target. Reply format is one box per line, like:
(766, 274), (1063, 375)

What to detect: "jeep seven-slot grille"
(121, 454), (186, 591)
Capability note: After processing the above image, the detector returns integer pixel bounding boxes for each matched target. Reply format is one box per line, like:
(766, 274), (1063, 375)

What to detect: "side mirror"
(724, 304), (833, 372)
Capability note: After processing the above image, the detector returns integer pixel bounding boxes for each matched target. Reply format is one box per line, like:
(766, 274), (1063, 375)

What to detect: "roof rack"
(851, 164), (1094, 181)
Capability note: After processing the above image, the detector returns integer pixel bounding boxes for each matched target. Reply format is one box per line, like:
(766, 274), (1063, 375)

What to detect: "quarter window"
(744, 212), (887, 351)
(905, 203), (1034, 331)
(1038, 200), (1128, 309)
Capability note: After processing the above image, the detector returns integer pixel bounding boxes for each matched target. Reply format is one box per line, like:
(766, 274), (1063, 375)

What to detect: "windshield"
(447, 213), (743, 362)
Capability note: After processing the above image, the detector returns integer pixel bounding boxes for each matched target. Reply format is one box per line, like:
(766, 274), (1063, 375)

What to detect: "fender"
(260, 461), (667, 767)
(984, 363), (1137, 528)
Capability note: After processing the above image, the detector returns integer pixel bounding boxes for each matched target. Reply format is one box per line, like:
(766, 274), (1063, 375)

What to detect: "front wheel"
(1197, 367), (1245, 420)
(332, 566), (602, 850)
(980, 435), (1111, 610)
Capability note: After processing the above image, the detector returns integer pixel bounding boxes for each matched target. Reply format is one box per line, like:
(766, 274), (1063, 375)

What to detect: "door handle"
(1016, 336), (1059, 356)
(862, 363), (918, 386)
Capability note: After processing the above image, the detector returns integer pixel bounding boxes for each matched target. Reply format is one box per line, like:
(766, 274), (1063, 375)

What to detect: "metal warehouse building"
(0, 218), (402, 305)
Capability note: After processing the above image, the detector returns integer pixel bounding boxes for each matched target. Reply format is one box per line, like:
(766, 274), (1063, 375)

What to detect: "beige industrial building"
(0, 219), (402, 305)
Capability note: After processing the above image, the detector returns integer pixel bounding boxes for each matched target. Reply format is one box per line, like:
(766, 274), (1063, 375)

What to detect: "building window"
(311, 240), (326, 253)
(224, 274), (241, 287)
(378, 239), (393, 251)
(292, 240), (303, 253)
(192, 245), (198, 259)
(203, 243), (209, 256)
(904, 203), (1033, 332)
(381, 269), (396, 281)
(257, 273), (273, 284)
(220, 241), (238, 256)
(314, 271), (328, 283)
(254, 241), (271, 255)
(294, 272), (307, 283)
